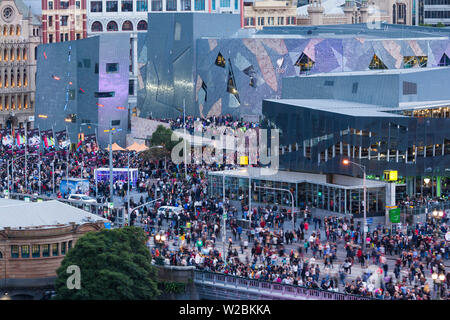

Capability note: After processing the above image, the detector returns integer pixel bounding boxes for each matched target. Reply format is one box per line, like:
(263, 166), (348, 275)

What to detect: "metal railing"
(193, 270), (373, 300)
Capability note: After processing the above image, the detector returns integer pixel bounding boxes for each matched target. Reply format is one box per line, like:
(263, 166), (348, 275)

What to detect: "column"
(55, 13), (60, 42)
(69, 0), (76, 40)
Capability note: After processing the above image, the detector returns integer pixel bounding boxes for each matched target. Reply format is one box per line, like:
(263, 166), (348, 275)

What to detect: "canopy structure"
(126, 141), (141, 151)
(105, 143), (126, 151)
(134, 143), (149, 152)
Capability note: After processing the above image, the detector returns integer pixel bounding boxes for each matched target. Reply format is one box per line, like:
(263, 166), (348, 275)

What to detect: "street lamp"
(342, 158), (367, 255)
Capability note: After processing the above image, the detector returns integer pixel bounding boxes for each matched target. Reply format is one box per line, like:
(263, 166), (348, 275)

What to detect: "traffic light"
(70, 114), (77, 123)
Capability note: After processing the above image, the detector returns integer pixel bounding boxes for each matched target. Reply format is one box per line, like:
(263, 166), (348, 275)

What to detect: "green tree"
(54, 227), (160, 300)
(149, 125), (181, 152)
(436, 22), (445, 27)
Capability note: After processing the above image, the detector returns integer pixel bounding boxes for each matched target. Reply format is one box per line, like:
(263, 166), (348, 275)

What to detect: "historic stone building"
(0, 0), (41, 130)
(243, 0), (298, 29)
(296, 0), (413, 26)
(0, 199), (107, 300)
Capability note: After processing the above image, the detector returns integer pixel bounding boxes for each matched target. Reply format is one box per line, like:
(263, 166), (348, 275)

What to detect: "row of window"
(424, 10), (450, 18)
(1, 25), (21, 37)
(0, 94), (30, 111)
(88, 0), (230, 12)
(8, 241), (73, 259)
(91, 20), (148, 32)
(0, 48), (28, 62)
(47, 33), (82, 43)
(47, 0), (81, 10)
(0, 68), (28, 89)
(424, 0), (450, 5)
(244, 16), (296, 26)
(47, 15), (82, 27)
(90, 0), (148, 12)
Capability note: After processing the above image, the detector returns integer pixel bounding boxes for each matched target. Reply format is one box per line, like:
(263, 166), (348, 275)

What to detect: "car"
(157, 206), (183, 218)
(68, 194), (97, 203)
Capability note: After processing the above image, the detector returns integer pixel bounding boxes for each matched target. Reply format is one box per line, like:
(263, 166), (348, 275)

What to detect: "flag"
(43, 135), (49, 148)
(76, 140), (82, 151)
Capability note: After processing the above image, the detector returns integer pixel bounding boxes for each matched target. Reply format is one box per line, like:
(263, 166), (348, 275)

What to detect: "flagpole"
(25, 127), (28, 192)
(38, 125), (42, 195)
(66, 125), (69, 194)
(11, 126), (14, 193)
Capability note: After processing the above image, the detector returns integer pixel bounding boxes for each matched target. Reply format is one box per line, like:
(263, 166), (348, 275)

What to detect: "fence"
(193, 270), (373, 300)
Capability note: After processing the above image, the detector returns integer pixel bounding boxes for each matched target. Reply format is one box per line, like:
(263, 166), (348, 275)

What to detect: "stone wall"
(126, 117), (170, 147)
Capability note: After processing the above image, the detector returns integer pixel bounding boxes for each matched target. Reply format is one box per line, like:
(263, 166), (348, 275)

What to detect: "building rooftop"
(209, 168), (387, 188)
(265, 99), (405, 117)
(302, 66), (450, 78)
(252, 23), (450, 40)
(0, 199), (108, 230)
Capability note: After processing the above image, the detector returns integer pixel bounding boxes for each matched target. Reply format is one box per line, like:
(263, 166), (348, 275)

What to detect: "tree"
(149, 125), (181, 152)
(54, 227), (160, 300)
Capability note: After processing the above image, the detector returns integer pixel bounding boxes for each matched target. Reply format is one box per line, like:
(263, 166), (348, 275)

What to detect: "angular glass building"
(262, 67), (450, 198)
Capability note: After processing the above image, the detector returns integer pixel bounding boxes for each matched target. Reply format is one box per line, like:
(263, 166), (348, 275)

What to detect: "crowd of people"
(0, 115), (449, 300)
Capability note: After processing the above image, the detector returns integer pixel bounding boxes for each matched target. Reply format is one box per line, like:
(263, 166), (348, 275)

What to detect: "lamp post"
(7, 153), (38, 194)
(254, 184), (296, 231)
(342, 158), (367, 255)
(222, 170), (227, 262)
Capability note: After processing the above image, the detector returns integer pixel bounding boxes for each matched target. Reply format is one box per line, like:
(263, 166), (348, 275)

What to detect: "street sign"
(104, 222), (111, 229)
(384, 170), (398, 181)
(366, 218), (373, 225)
(37, 198), (43, 203)
(389, 208), (401, 223)
(3, 190), (8, 195)
(364, 225), (369, 233)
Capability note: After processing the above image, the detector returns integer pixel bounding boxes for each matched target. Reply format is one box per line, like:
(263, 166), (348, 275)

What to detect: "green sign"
(108, 202), (114, 209)
(389, 208), (401, 223)
(223, 213), (227, 219)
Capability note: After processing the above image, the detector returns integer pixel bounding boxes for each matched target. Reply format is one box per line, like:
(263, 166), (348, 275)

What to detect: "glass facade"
(136, 0), (148, 11)
(262, 100), (450, 178)
(208, 173), (386, 216)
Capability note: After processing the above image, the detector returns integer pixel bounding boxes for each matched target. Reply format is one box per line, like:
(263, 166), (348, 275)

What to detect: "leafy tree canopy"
(54, 227), (159, 300)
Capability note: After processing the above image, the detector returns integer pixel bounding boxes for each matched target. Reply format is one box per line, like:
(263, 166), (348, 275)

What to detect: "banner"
(27, 128), (41, 153)
(41, 129), (55, 150)
(56, 130), (70, 150)
(84, 133), (98, 153)
(1, 129), (13, 149)
(14, 128), (26, 150)
(389, 208), (401, 223)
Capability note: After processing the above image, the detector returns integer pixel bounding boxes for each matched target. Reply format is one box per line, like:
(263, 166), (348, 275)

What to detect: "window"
(61, 242), (66, 255)
(65, 33), (69, 41)
(106, 0), (118, 11)
(369, 54), (388, 70)
(76, 33), (80, 40)
(352, 82), (358, 94)
(195, 0), (205, 10)
(122, 0), (133, 11)
(220, 0), (230, 7)
(152, 0), (162, 10)
(21, 245), (30, 258)
(129, 79), (135, 95)
(76, 1), (81, 8)
(295, 52), (315, 72)
(278, 17), (284, 25)
(68, 241), (73, 250)
(61, 1), (69, 8)
(181, 0), (191, 10)
(136, 0), (148, 11)
(90, 1), (103, 12)
(11, 245), (19, 258)
(52, 243), (59, 256)
(174, 22), (181, 40)
(95, 91), (115, 98)
(42, 244), (50, 257)
(91, 21), (103, 32)
(166, 0), (176, 10)
(83, 59), (91, 68)
(324, 80), (334, 86)
(95, 63), (99, 73)
(215, 52), (226, 68)
(439, 53), (450, 66)
(106, 63), (119, 73)
(267, 17), (274, 25)
(258, 17), (264, 26)
(61, 15), (69, 26)
(137, 20), (148, 30)
(49, 16), (53, 27)
(48, 1), (54, 9)
(49, 34), (53, 43)
(403, 81), (417, 95)
(32, 244), (40, 258)
(107, 21), (118, 31)
(122, 20), (133, 31)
